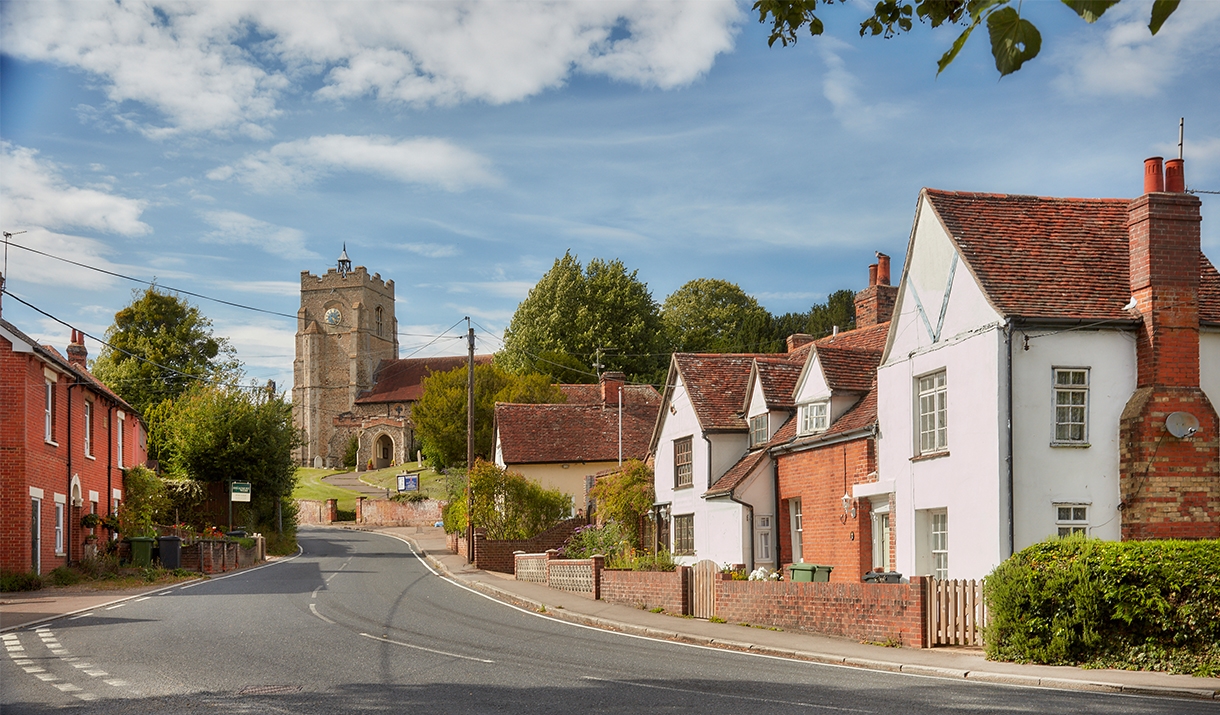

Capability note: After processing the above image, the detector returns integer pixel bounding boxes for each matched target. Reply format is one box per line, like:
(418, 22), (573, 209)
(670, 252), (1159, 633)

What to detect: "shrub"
(1, 570), (44, 592)
(985, 537), (1220, 675)
(391, 491), (429, 503)
(589, 460), (654, 549)
(343, 436), (359, 469)
(612, 549), (676, 572)
(563, 522), (630, 560)
(447, 461), (572, 540)
(118, 465), (169, 538)
(48, 566), (83, 587)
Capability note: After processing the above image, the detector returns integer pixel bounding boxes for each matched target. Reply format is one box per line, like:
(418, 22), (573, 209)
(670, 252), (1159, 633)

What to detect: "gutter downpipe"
(727, 489), (755, 572)
(1005, 319), (1015, 558)
(106, 404), (113, 519)
(66, 380), (76, 565)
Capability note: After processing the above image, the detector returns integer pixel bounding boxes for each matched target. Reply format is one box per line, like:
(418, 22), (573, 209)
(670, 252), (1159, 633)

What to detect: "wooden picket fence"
(926, 578), (987, 646)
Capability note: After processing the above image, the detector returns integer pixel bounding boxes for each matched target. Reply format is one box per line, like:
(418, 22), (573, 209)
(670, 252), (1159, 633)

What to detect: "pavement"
(5, 525), (1218, 703)
(321, 470), (392, 498)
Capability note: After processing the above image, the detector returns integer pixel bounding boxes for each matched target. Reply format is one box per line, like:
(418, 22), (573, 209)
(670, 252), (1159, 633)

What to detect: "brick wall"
(714, 577), (928, 648)
(775, 436), (880, 582)
(601, 567), (690, 614)
(295, 499), (331, 525)
(356, 497), (444, 526)
(467, 518), (585, 573)
(178, 537), (264, 574)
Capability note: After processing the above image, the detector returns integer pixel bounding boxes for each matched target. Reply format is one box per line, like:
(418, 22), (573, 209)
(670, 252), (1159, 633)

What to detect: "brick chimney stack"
(600, 371), (625, 406)
(1119, 157), (1219, 540)
(785, 334), (815, 352)
(853, 252), (898, 328)
(67, 329), (87, 368)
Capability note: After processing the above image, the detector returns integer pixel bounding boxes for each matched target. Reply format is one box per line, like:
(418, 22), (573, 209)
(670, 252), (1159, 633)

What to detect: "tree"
(412, 363), (566, 469)
(500, 251), (665, 383)
(589, 459), (655, 549)
(661, 279), (773, 353)
(753, 0), (1181, 77)
(441, 460), (572, 540)
(153, 384), (299, 534)
(92, 287), (241, 416)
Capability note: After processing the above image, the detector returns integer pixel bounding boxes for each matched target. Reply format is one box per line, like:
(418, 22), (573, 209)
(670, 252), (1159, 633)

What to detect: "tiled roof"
(355, 354), (494, 404)
(495, 392), (661, 464)
(812, 323), (887, 393)
(561, 383), (661, 406)
(673, 353), (771, 432)
(924, 190), (1220, 323)
(753, 357), (805, 410)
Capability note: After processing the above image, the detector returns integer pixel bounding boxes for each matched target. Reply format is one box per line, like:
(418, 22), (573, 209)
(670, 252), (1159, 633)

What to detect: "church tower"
(293, 246), (398, 467)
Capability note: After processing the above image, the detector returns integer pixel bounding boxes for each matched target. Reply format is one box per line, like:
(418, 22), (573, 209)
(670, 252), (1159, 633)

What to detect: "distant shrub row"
(985, 537), (1220, 676)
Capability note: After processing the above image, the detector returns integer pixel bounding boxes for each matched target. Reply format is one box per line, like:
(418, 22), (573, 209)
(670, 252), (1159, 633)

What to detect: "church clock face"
(325, 308), (342, 326)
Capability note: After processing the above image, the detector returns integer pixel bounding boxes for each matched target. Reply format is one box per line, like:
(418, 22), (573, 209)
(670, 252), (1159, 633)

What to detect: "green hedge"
(985, 537), (1220, 675)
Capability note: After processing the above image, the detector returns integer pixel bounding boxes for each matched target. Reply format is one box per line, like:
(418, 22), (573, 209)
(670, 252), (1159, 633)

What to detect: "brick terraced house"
(1, 318), (147, 575)
(877, 158), (1220, 581)
(493, 372), (660, 513)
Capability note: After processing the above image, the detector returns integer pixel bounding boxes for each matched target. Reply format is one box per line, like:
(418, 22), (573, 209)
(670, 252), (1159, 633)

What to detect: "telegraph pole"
(466, 318), (475, 562)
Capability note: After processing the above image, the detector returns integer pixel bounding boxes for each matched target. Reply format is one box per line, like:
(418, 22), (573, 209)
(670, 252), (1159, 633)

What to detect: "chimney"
(600, 371), (625, 406)
(853, 252), (898, 328)
(785, 334), (815, 352)
(1119, 157), (1219, 541)
(67, 329), (87, 368)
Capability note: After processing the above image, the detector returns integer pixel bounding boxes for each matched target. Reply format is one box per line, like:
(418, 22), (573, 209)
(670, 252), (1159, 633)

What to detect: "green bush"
(445, 461), (571, 540)
(588, 460), (654, 549)
(48, 566), (83, 587)
(1, 570), (44, 592)
(343, 436), (359, 469)
(391, 491), (429, 503)
(985, 537), (1220, 675)
(562, 522), (630, 560)
(607, 549), (676, 572)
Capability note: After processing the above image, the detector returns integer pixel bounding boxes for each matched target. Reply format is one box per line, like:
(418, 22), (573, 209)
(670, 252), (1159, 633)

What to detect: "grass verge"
(293, 467), (363, 511)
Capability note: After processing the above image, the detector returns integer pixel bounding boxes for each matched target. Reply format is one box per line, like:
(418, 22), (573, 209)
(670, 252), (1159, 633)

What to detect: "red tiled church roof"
(355, 354), (494, 404)
(923, 190), (1220, 323)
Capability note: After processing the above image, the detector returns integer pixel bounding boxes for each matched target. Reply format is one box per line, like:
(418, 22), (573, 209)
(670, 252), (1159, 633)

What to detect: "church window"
(375, 307), (383, 336)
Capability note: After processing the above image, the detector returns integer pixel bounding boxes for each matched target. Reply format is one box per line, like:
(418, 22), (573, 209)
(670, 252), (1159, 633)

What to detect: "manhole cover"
(237, 685), (303, 696)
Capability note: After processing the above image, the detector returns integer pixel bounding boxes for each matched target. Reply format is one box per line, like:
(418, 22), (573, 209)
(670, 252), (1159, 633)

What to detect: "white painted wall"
(1201, 330), (1220, 412)
(654, 372), (704, 565)
(1010, 329), (1136, 549)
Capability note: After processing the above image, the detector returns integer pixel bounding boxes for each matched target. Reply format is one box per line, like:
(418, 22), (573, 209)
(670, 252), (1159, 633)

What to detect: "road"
(2, 528), (1212, 714)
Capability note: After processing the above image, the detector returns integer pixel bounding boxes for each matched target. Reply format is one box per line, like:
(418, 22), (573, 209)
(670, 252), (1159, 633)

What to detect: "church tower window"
(375, 306), (383, 337)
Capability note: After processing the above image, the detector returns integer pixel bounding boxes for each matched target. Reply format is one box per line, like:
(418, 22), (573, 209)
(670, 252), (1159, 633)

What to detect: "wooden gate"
(926, 578), (987, 646)
(690, 559), (718, 619)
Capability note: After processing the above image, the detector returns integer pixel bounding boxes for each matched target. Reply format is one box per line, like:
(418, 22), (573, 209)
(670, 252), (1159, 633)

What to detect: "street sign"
(397, 474), (418, 492)
(231, 481), (252, 502)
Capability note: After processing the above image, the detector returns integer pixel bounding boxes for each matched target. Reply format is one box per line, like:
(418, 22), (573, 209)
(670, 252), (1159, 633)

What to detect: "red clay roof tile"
(355, 354), (494, 404)
(495, 387), (661, 464)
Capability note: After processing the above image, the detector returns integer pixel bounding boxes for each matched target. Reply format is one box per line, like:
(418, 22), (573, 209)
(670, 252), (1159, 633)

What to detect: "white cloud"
(0, 142), (151, 236)
(817, 37), (909, 133)
(200, 210), (319, 260)
(208, 134), (498, 192)
(399, 243), (460, 259)
(3, 1), (739, 136)
(0, 228), (121, 291)
(210, 279), (300, 297)
(1052, 1), (1220, 97)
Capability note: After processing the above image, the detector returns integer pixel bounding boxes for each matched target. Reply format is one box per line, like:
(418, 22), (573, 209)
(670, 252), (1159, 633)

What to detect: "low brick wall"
(512, 550), (603, 599)
(460, 518), (585, 573)
(356, 497), (444, 526)
(601, 567), (690, 614)
(714, 577), (928, 648)
(296, 499), (337, 525)
(179, 537), (265, 575)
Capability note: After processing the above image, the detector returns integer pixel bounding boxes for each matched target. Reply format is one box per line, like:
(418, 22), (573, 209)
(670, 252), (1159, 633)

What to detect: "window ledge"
(45, 439), (59, 447)
(1050, 442), (1090, 449)
(54, 552), (65, 557)
(85, 453), (96, 460)
(673, 484), (694, 491)
(910, 450), (949, 463)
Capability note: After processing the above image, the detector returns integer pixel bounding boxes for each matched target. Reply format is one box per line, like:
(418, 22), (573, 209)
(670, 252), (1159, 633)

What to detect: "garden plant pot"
(129, 537), (155, 567)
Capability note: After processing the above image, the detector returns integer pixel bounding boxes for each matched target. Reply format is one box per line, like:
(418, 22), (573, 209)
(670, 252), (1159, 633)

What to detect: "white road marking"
(84, 669), (108, 677)
(1, 633), (18, 640)
(105, 603), (126, 610)
(34, 673), (58, 681)
(53, 683), (82, 692)
(12, 659), (32, 666)
(357, 632), (494, 663)
(135, 596), (151, 602)
(311, 585), (323, 599)
(23, 666), (44, 673)
(104, 679), (128, 687)
(50, 649), (69, 655)
(72, 662), (95, 668)
(74, 693), (99, 701)
(7, 645), (25, 652)
(69, 612), (95, 620)
(34, 627), (50, 632)
(61, 656), (78, 662)
(308, 603), (335, 624)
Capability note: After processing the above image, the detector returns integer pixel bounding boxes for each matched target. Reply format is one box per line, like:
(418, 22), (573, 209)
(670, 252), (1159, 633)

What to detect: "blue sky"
(2, 0), (1218, 392)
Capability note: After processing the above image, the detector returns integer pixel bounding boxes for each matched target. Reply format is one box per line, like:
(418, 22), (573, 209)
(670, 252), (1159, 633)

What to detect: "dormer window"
(749, 413), (768, 447)
(800, 401), (829, 435)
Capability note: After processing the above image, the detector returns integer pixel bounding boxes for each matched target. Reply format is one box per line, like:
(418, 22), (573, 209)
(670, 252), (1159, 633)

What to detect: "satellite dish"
(1165, 412), (1200, 439)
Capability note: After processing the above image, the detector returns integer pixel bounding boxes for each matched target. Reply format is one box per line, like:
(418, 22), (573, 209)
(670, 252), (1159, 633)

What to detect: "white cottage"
(877, 158), (1220, 581)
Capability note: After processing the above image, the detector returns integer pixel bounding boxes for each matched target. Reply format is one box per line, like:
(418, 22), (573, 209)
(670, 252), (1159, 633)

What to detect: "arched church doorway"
(374, 434), (394, 470)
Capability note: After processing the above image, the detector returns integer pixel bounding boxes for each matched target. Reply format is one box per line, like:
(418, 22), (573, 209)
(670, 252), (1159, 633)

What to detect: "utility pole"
(618, 385), (623, 467)
(466, 318), (475, 562)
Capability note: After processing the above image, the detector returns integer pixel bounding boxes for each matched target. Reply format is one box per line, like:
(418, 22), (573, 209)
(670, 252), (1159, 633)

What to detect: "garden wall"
(296, 499), (338, 525)
(714, 578), (928, 648)
(601, 568), (689, 614)
(451, 518), (585, 573)
(356, 497), (443, 526)
(178, 536), (265, 575)
(512, 550), (603, 599)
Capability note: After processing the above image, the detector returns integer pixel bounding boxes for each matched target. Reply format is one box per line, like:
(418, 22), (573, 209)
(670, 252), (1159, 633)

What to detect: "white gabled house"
(877, 157), (1220, 581)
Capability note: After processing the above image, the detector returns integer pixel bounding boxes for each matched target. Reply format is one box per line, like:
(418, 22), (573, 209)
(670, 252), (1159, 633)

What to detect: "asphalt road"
(2, 528), (1213, 714)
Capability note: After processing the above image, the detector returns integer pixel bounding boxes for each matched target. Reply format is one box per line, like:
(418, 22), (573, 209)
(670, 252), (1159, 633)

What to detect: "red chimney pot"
(877, 253), (891, 286)
(867, 264), (878, 287)
(1165, 158), (1185, 193)
(1144, 157), (1165, 194)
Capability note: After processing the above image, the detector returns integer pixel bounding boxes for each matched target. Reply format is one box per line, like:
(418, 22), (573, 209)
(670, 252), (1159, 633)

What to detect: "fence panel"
(691, 560), (718, 619)
(927, 578), (987, 646)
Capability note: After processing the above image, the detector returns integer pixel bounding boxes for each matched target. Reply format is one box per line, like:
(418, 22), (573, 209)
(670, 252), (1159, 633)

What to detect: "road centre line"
(357, 632), (494, 663)
(69, 613), (95, 620)
(105, 603), (126, 610)
(135, 597), (151, 602)
(308, 603), (335, 624)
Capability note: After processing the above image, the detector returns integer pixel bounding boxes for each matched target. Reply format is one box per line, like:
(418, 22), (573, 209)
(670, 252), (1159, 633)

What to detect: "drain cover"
(237, 685), (303, 696)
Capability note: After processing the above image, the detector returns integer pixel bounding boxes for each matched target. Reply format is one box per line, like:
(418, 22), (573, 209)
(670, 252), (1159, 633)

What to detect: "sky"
(1, 0), (1218, 393)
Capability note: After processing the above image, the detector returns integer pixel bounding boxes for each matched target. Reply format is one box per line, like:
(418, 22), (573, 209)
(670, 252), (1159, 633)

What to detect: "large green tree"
(661, 279), (773, 353)
(500, 252), (665, 383)
(754, 0), (1181, 76)
(92, 287), (241, 416)
(412, 364), (566, 469)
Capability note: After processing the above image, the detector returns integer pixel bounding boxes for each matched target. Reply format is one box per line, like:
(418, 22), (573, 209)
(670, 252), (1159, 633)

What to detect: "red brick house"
(1, 319), (147, 575)
(493, 372), (661, 512)
(771, 256), (895, 582)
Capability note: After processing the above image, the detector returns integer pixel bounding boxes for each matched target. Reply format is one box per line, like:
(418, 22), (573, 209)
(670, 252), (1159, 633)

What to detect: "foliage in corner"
(562, 522), (631, 561)
(985, 536), (1220, 676)
(589, 459), (655, 549)
(753, 0), (1179, 77)
(452, 460), (572, 540)
(118, 465), (169, 538)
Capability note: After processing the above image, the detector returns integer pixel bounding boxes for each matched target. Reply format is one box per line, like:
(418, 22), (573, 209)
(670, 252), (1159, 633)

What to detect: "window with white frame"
(54, 503), (64, 554)
(674, 437), (693, 488)
(117, 413), (125, 469)
(749, 413), (769, 447)
(1053, 368), (1089, 445)
(673, 514), (694, 555)
(789, 498), (803, 563)
(917, 370), (948, 455)
(755, 514), (773, 563)
(1055, 504), (1089, 536)
(930, 510), (948, 579)
(871, 504), (891, 571)
(800, 401), (829, 435)
(84, 399), (94, 457)
(44, 379), (56, 443)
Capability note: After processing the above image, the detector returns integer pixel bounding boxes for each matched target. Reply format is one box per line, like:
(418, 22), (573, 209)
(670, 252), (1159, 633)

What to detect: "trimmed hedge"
(985, 537), (1220, 676)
